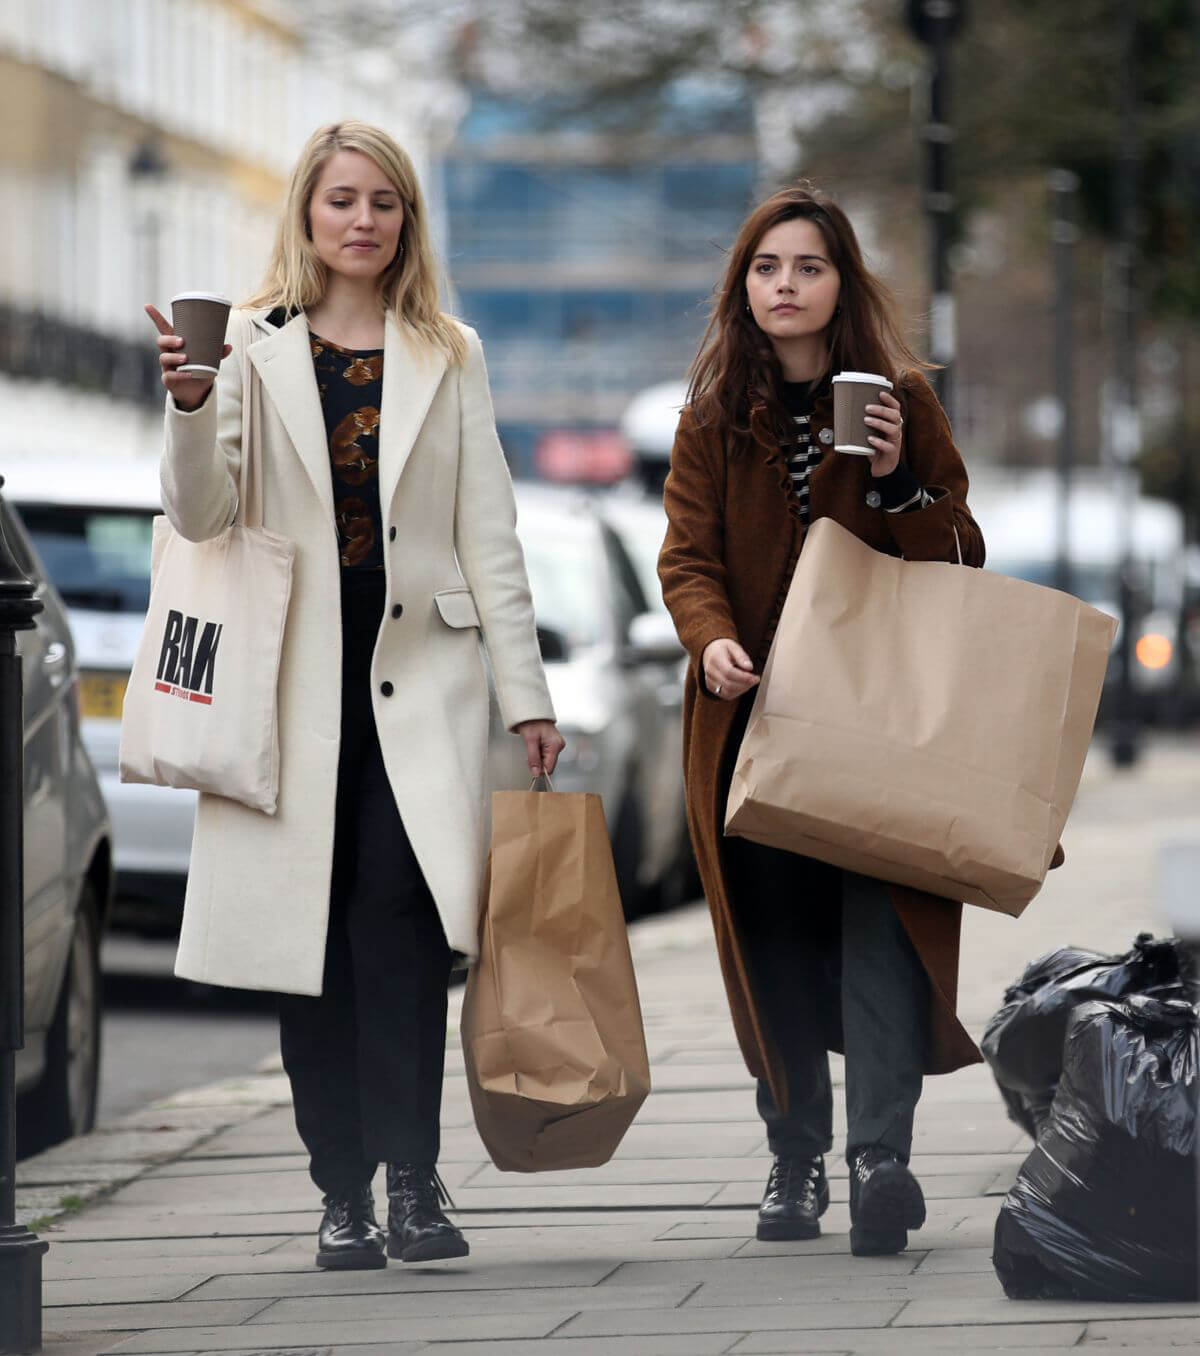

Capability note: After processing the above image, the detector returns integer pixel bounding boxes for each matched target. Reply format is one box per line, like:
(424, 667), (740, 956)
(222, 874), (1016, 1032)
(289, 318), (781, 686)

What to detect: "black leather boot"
(315, 1184), (386, 1270)
(756, 1154), (830, 1241)
(848, 1146), (926, 1256)
(386, 1163), (469, 1263)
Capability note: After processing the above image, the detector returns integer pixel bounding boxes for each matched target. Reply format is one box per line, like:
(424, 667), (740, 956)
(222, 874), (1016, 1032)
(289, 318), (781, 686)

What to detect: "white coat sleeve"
(453, 327), (556, 732)
(159, 312), (246, 542)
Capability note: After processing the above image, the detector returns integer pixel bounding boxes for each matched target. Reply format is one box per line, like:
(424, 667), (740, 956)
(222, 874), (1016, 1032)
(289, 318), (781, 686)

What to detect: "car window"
(600, 524), (648, 636)
(16, 504), (155, 613)
(519, 519), (608, 651)
(605, 509), (666, 613)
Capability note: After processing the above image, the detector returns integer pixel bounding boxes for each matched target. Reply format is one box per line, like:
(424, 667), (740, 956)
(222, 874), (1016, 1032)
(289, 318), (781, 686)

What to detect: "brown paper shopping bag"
(461, 788), (651, 1172)
(725, 517), (1116, 916)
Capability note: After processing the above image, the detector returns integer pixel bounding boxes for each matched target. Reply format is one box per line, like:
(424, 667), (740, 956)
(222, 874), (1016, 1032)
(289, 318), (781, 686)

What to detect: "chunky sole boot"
(315, 1187), (387, 1270)
(386, 1163), (470, 1264)
(316, 1244), (387, 1270)
(849, 1158), (926, 1257)
(756, 1155), (831, 1241)
(757, 1206), (828, 1243)
(386, 1230), (470, 1264)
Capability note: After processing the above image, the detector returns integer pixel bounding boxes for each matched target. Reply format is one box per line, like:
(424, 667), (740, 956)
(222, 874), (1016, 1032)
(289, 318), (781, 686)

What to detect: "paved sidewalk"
(17, 738), (1200, 1355)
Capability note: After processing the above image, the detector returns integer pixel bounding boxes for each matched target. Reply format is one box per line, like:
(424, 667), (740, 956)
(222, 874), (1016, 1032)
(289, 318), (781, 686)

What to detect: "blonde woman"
(146, 122), (564, 1271)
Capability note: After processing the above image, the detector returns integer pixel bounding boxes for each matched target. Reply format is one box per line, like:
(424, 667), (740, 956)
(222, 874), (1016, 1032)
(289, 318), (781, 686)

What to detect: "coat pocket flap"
(434, 588), (481, 629)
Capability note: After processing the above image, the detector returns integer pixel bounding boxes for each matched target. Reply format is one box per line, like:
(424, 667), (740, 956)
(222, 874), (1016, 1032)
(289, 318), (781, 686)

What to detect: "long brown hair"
(687, 182), (931, 448)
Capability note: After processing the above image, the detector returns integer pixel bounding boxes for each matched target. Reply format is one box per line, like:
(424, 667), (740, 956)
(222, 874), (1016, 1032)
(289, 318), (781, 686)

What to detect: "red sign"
(535, 430), (632, 484)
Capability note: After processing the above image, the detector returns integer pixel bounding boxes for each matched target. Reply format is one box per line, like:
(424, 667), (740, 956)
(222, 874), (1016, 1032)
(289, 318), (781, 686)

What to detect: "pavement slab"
(18, 737), (1198, 1355)
(42, 1277), (223, 1308)
(558, 1299), (905, 1336)
(96, 1309), (576, 1351)
(729, 1325), (1089, 1352)
(1082, 1317), (1200, 1343)
(42, 1299), (272, 1333)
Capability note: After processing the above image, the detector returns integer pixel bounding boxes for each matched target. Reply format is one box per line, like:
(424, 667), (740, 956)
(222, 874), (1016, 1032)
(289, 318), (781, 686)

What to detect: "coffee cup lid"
(832, 371), (893, 388)
(170, 291), (232, 306)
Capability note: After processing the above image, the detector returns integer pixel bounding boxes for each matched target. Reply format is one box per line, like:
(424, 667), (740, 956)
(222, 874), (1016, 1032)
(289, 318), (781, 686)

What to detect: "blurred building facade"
(442, 86), (757, 478)
(0, 0), (430, 459)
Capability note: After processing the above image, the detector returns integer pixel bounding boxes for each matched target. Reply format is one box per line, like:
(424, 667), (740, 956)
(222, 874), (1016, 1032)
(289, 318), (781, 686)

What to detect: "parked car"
(491, 483), (690, 911)
(971, 469), (1190, 723)
(591, 489), (696, 908)
(1, 489), (112, 1154)
(4, 457), (195, 934)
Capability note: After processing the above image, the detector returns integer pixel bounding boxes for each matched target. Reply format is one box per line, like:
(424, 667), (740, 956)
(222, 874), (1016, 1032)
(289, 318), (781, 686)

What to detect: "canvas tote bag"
(725, 516), (1116, 917)
(461, 785), (651, 1171)
(119, 332), (295, 814)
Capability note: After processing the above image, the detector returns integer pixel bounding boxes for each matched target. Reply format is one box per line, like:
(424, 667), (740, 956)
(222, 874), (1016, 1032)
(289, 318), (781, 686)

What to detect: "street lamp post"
(0, 477), (46, 1354)
(907, 0), (967, 415)
(1050, 169), (1080, 598)
(1109, 2), (1142, 769)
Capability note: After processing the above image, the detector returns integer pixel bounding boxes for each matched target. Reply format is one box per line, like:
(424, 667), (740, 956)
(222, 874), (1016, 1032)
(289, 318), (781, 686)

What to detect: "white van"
(5, 456), (195, 933)
(970, 469), (1188, 718)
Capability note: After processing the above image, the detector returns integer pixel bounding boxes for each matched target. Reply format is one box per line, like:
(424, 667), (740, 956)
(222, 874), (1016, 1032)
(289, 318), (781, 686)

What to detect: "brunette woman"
(147, 122), (564, 1270)
(658, 183), (985, 1257)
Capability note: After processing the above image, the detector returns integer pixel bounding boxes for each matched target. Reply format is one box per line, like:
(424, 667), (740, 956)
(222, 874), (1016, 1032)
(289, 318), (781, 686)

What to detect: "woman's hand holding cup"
(864, 389), (904, 476)
(145, 302), (232, 412)
(702, 638), (759, 701)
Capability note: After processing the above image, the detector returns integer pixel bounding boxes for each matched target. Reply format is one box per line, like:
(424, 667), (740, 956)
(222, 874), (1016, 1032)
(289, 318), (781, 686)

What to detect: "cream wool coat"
(162, 307), (554, 995)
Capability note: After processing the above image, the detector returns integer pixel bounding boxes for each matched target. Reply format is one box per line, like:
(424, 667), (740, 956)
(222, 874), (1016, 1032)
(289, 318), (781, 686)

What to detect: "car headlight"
(1135, 632), (1172, 671)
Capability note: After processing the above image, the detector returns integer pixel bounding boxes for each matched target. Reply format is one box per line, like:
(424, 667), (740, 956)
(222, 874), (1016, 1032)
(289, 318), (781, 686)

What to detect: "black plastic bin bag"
(993, 994), (1198, 1301)
(983, 934), (1191, 1138)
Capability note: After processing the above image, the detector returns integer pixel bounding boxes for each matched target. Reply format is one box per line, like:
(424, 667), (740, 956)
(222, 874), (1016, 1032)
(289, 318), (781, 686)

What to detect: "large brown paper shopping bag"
(461, 788), (651, 1172)
(725, 517), (1116, 916)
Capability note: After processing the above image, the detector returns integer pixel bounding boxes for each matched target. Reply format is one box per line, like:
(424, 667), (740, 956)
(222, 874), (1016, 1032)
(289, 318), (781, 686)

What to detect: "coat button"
(380, 681), (394, 697)
(391, 603), (403, 619)
(866, 489), (883, 509)
(388, 526), (396, 542)
(818, 426), (833, 445)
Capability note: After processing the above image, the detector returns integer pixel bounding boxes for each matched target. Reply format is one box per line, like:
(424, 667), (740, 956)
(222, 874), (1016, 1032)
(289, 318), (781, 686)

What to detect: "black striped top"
(780, 379), (827, 524)
(778, 377), (933, 520)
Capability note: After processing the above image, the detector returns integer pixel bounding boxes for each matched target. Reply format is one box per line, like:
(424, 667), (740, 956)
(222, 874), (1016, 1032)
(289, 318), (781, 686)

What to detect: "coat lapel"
(245, 308), (449, 523)
(246, 310), (334, 522)
(378, 315), (448, 516)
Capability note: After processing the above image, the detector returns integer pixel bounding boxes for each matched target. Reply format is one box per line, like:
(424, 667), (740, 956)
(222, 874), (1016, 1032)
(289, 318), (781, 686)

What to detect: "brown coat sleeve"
(883, 370), (985, 568)
(658, 409), (737, 697)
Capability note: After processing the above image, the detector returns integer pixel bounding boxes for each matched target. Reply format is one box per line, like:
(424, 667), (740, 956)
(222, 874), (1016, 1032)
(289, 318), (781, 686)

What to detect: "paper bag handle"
(529, 772), (556, 792)
(902, 523), (963, 566)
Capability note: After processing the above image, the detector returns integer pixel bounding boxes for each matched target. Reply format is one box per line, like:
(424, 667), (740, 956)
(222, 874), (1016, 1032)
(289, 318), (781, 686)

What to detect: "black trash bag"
(982, 933), (1192, 1138)
(993, 994), (1198, 1301)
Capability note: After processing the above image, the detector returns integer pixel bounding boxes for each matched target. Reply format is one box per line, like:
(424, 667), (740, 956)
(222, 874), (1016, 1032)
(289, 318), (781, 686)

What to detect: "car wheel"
(19, 881), (102, 1154)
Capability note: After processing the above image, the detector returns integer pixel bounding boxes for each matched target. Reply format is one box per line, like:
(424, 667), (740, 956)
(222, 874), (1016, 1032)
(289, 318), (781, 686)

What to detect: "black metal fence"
(0, 303), (160, 407)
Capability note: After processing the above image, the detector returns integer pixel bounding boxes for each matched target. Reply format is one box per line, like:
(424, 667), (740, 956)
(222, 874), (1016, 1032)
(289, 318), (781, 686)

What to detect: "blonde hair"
(243, 121), (466, 364)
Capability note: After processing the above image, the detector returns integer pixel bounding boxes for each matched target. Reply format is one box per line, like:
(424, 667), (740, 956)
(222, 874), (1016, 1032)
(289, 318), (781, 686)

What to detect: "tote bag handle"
(235, 315), (265, 531)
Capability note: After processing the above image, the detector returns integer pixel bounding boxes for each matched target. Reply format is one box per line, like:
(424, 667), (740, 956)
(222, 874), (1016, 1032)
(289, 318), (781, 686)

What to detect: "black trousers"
(278, 573), (452, 1198)
(726, 837), (931, 1164)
